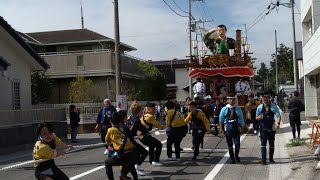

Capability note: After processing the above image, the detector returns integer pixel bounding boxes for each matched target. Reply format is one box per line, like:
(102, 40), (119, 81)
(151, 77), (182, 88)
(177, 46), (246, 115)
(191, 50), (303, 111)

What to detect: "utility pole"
(188, 0), (193, 99)
(291, 0), (298, 91)
(80, 0), (84, 28)
(114, 0), (121, 96)
(275, 30), (278, 94)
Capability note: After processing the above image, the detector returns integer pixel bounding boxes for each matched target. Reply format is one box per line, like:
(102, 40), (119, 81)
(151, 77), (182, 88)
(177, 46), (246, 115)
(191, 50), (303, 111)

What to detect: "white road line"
(69, 166), (105, 180)
(204, 130), (250, 180)
(70, 139), (168, 179)
(0, 160), (34, 171)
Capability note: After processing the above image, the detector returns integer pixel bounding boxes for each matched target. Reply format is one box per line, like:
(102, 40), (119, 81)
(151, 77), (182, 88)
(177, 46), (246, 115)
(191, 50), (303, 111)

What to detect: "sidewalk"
(0, 133), (100, 166)
(269, 112), (320, 179)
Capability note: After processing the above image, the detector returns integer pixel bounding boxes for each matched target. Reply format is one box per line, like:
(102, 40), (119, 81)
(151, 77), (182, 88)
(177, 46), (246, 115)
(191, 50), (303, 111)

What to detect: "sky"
(0, 0), (302, 70)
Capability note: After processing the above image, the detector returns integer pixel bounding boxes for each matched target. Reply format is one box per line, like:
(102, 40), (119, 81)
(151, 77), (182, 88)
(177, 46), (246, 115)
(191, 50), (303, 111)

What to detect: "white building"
(0, 16), (49, 110)
(150, 59), (189, 102)
(301, 0), (320, 119)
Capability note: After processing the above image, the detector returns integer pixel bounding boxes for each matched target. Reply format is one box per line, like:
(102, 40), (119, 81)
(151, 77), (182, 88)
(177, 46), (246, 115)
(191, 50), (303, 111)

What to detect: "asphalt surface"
(1, 115), (302, 180)
(0, 128), (234, 180)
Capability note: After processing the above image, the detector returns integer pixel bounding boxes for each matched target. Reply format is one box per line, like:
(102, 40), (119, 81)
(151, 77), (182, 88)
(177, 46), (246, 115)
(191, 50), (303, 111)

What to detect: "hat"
(261, 91), (272, 97)
(145, 102), (156, 108)
(227, 94), (236, 99)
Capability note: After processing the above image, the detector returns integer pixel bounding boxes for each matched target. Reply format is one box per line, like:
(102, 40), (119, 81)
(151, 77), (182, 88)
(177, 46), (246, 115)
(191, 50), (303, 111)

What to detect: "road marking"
(155, 131), (166, 135)
(161, 148), (228, 153)
(70, 166), (105, 180)
(204, 130), (250, 180)
(0, 160), (34, 171)
(70, 139), (168, 179)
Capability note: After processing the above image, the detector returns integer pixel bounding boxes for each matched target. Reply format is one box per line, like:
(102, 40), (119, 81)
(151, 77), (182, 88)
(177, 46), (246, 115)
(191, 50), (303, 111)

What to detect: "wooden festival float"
(189, 29), (254, 109)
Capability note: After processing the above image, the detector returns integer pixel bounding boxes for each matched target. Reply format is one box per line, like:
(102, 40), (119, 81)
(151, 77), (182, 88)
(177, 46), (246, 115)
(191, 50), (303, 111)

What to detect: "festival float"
(189, 29), (254, 108)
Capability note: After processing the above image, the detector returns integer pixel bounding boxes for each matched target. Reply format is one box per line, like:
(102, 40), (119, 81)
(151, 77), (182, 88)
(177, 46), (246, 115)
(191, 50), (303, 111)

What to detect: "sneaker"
(254, 130), (257, 134)
(192, 156), (197, 160)
(230, 158), (236, 164)
(152, 161), (163, 166)
(166, 157), (176, 161)
(236, 156), (240, 163)
(260, 160), (267, 165)
(104, 149), (109, 155)
(179, 148), (184, 152)
(135, 164), (144, 171)
(175, 158), (181, 161)
(119, 175), (132, 180)
(136, 169), (145, 176)
(269, 159), (276, 163)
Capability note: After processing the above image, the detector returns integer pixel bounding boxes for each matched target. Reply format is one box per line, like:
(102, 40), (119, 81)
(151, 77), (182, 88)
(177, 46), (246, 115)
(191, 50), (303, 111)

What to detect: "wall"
(175, 68), (189, 102)
(301, 0), (320, 119)
(0, 108), (67, 154)
(0, 30), (33, 110)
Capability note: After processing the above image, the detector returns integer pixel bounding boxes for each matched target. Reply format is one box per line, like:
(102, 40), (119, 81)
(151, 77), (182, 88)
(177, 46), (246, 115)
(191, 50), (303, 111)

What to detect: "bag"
(166, 110), (177, 136)
(108, 127), (127, 160)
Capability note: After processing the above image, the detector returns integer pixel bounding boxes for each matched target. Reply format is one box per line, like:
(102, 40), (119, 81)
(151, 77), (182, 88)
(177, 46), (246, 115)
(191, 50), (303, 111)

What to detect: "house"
(20, 28), (144, 103)
(0, 16), (49, 110)
(150, 59), (189, 102)
(0, 17), (68, 153)
(301, 0), (320, 119)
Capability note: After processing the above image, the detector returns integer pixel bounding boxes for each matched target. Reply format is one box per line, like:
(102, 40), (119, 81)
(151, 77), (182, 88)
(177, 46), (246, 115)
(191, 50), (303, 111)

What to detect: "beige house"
(20, 29), (144, 103)
(0, 16), (49, 110)
(150, 59), (189, 102)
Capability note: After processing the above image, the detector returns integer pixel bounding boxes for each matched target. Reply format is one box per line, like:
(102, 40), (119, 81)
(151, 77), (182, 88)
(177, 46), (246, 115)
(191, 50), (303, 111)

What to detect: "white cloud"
(0, 0), (302, 65)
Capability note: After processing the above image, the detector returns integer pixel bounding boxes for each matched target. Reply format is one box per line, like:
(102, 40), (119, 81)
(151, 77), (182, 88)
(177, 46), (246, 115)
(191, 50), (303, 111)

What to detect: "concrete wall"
(0, 108), (67, 154)
(301, 0), (320, 119)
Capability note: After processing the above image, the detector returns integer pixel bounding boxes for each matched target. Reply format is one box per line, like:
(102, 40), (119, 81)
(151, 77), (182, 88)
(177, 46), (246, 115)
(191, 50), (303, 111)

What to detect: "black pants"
(140, 135), (162, 163)
(192, 132), (204, 157)
(260, 131), (275, 161)
(167, 126), (185, 158)
(35, 165), (69, 180)
(290, 116), (301, 138)
(105, 150), (138, 180)
(100, 127), (108, 149)
(226, 133), (240, 161)
(134, 143), (148, 165)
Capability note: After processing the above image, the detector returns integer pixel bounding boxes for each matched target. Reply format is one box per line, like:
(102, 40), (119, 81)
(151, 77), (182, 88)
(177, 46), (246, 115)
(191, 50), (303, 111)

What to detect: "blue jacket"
(219, 104), (245, 127)
(256, 103), (280, 120)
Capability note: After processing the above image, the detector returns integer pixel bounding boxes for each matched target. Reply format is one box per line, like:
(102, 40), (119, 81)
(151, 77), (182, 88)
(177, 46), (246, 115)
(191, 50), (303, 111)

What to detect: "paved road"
(0, 129), (235, 180)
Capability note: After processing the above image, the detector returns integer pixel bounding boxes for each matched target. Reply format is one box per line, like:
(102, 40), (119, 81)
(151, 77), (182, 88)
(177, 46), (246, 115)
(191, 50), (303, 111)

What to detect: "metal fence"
(32, 101), (185, 124)
(0, 108), (66, 127)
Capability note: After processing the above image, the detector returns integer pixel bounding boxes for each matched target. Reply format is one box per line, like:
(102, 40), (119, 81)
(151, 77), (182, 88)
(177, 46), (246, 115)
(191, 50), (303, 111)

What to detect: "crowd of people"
(32, 90), (308, 179)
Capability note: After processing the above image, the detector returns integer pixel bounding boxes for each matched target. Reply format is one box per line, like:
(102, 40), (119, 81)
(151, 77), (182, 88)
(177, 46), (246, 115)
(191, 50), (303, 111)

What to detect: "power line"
(171, 0), (188, 14)
(194, 1), (206, 21)
(162, 0), (188, 17)
(202, 1), (216, 27)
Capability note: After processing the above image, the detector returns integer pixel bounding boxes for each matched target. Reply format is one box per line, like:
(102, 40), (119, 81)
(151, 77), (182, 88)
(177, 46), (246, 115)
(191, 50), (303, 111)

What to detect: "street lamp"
(245, 44), (250, 53)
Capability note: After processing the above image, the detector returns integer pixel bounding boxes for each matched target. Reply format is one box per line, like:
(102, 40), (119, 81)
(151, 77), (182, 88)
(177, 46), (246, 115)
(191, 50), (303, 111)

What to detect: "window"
(162, 69), (175, 84)
(12, 80), (20, 110)
(76, 55), (84, 66)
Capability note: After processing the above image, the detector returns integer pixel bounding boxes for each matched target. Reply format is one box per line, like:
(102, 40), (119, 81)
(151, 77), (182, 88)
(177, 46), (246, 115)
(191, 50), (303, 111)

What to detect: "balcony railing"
(39, 49), (145, 62)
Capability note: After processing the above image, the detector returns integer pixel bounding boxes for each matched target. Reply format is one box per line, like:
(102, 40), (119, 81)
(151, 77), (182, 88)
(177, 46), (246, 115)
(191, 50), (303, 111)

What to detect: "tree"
(68, 76), (97, 103)
(127, 61), (167, 101)
(255, 43), (294, 93)
(269, 43), (294, 92)
(31, 71), (52, 104)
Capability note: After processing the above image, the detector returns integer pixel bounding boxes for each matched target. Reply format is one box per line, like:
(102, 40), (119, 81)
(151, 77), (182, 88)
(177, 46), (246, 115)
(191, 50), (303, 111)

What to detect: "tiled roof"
(26, 28), (111, 44)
